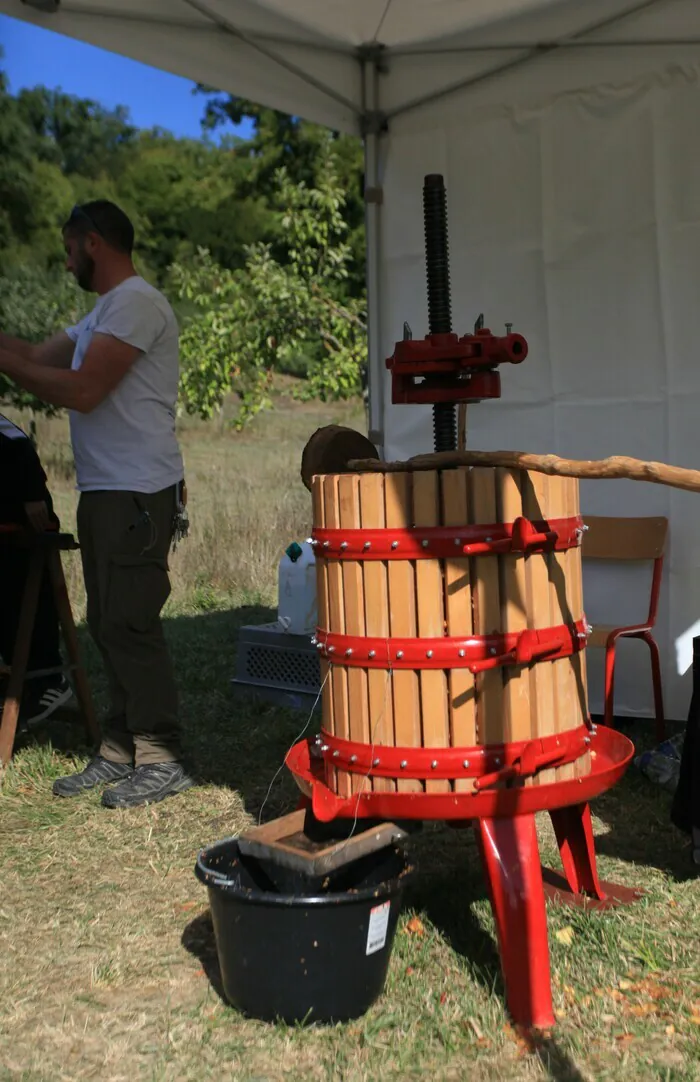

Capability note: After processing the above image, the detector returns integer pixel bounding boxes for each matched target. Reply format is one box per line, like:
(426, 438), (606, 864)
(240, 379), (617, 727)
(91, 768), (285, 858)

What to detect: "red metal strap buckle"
(315, 618), (589, 672)
(311, 515), (584, 561)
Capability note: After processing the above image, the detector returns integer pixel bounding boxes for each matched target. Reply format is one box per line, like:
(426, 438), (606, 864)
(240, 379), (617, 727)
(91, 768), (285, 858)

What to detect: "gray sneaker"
(21, 677), (74, 730)
(53, 755), (133, 797)
(101, 762), (194, 809)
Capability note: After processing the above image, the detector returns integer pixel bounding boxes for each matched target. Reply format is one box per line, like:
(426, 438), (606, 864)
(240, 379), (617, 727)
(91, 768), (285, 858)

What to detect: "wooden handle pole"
(347, 450), (700, 495)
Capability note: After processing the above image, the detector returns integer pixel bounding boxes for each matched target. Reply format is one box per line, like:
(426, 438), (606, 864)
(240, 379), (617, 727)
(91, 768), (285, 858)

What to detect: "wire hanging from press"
(256, 666), (330, 827)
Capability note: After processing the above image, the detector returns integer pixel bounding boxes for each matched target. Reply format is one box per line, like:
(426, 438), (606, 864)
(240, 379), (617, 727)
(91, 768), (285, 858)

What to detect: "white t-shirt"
(66, 276), (184, 493)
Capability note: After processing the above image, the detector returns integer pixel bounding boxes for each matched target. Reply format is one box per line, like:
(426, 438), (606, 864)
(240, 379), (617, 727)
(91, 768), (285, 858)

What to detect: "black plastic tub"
(194, 837), (415, 1024)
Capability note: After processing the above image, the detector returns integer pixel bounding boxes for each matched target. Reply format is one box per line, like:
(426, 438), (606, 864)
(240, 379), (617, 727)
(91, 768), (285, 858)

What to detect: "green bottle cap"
(286, 541), (303, 563)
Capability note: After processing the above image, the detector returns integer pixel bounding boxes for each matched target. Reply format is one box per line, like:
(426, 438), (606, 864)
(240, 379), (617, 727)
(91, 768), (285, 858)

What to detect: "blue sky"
(0, 13), (251, 141)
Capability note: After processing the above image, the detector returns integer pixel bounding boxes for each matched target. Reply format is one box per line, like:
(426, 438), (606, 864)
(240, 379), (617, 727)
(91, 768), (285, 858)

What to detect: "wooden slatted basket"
(311, 466), (591, 796)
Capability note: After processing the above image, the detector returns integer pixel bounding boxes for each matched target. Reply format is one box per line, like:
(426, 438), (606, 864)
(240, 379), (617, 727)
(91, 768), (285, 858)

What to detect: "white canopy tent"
(4, 0), (700, 720)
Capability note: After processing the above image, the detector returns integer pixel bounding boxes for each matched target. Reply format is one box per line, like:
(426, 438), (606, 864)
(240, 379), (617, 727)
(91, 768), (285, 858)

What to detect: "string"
(256, 666), (330, 827)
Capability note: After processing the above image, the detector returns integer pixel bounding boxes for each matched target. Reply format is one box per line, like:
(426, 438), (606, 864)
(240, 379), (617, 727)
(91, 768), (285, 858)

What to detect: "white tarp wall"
(4, 0), (700, 719)
(380, 49), (700, 721)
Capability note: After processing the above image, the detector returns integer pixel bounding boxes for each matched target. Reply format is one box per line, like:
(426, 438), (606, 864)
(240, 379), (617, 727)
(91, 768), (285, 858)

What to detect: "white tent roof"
(3, 1), (698, 134)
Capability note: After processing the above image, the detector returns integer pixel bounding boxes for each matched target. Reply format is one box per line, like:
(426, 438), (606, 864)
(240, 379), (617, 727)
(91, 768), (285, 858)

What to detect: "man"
(0, 412), (72, 728)
(0, 200), (192, 808)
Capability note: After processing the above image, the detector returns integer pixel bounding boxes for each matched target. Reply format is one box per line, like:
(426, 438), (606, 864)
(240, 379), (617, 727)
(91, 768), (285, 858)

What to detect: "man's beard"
(74, 250), (96, 292)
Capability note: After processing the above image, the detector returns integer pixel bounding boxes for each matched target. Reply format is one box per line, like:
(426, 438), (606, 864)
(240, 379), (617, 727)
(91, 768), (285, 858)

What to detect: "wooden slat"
(547, 476), (577, 782)
(338, 474), (371, 795)
(413, 470), (450, 794)
(587, 626), (617, 648)
(497, 469), (532, 755)
(441, 468), (476, 792)
(583, 515), (668, 561)
(385, 472), (422, 793)
(359, 473), (396, 793)
(323, 474), (351, 799)
(470, 468), (505, 747)
(312, 477), (334, 791)
(522, 471), (557, 784)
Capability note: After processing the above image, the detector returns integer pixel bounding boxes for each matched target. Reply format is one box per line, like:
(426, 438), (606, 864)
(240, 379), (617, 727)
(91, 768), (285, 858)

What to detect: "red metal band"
(315, 618), (589, 672)
(313, 725), (591, 787)
(311, 515), (584, 561)
(287, 724), (633, 823)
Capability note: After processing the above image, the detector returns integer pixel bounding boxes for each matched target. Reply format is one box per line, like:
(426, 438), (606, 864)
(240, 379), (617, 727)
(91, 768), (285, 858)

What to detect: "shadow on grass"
(25, 601), (309, 820)
(585, 715), (698, 882)
(181, 910), (227, 1004)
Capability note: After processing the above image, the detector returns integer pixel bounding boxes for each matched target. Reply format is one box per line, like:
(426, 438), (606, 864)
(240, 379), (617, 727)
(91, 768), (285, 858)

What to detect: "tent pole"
(362, 56), (385, 454)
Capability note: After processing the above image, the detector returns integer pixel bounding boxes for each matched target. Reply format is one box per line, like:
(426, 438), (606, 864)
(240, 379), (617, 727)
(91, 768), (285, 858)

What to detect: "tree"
(170, 155), (366, 426)
(0, 265), (90, 413)
(196, 91), (366, 296)
(117, 131), (275, 278)
(15, 86), (137, 178)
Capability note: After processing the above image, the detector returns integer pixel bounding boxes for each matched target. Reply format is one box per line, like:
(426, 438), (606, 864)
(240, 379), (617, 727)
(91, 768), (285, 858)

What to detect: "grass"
(1, 391), (699, 1081)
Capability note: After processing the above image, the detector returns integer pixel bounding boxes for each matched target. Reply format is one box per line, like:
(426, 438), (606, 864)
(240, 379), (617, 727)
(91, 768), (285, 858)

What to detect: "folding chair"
(583, 515), (667, 742)
(0, 526), (100, 765)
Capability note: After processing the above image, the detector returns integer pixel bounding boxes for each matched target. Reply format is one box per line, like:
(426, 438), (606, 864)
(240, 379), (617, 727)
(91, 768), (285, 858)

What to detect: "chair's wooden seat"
(0, 528), (79, 552)
(588, 624), (651, 649)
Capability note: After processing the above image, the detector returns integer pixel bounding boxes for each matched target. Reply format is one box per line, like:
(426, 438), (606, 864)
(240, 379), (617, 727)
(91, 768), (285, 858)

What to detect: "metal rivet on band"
(372, 758), (380, 767)
(454, 538), (461, 546)
(396, 650), (404, 659)
(368, 649), (376, 659)
(458, 649), (466, 658)
(323, 540), (330, 548)
(345, 648), (353, 657)
(400, 760), (408, 769)
(426, 649), (433, 659)
(391, 540), (399, 550)
(462, 759), (470, 768)
(431, 760), (438, 769)
(332, 750), (339, 758)
(363, 541), (371, 550)
(421, 539), (429, 548)
(340, 541), (348, 550)
(350, 754), (357, 763)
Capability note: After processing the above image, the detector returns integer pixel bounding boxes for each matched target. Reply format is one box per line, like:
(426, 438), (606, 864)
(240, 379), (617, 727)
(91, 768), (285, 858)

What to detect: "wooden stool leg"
(47, 548), (101, 748)
(0, 548), (44, 766)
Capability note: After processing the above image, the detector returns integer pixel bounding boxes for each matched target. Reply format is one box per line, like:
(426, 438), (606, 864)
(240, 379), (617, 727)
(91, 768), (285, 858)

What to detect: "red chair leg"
(549, 802), (606, 901)
(474, 814), (554, 1030)
(643, 632), (666, 743)
(603, 637), (617, 728)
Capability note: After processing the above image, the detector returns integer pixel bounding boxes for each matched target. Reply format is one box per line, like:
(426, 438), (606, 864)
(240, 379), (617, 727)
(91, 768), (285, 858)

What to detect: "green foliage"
(0, 66), (367, 426)
(0, 265), (91, 413)
(170, 157), (366, 425)
(196, 92), (366, 295)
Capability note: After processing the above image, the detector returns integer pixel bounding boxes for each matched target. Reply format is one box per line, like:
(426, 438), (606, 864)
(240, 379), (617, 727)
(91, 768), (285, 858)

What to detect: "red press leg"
(549, 802), (605, 901)
(474, 813), (554, 1030)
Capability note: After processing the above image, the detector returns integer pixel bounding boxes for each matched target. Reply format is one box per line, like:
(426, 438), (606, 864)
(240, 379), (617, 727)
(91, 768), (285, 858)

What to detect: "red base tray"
(285, 725), (635, 823)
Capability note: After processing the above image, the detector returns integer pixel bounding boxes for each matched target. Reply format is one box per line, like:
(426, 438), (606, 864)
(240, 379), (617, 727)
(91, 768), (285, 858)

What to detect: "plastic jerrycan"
(278, 540), (317, 635)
